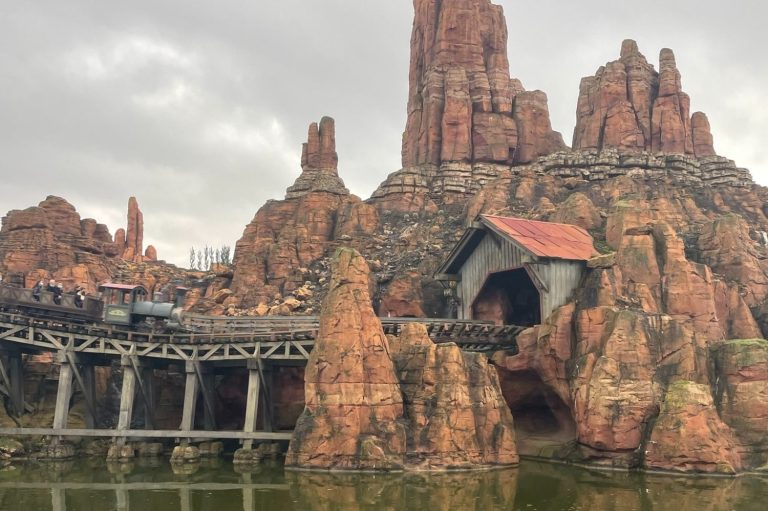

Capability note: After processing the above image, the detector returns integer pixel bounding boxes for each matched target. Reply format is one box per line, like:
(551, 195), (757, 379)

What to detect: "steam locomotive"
(0, 281), (187, 330)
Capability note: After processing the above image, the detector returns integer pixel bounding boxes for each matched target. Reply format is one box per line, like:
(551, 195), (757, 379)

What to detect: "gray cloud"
(1, 1), (765, 266)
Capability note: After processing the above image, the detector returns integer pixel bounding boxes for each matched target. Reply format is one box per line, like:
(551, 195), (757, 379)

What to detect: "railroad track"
(0, 310), (522, 356)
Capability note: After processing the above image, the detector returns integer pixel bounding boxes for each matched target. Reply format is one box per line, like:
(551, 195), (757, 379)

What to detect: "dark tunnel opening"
(472, 268), (541, 326)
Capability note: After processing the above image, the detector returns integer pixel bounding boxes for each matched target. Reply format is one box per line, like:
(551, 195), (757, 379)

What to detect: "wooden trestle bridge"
(0, 310), (523, 446)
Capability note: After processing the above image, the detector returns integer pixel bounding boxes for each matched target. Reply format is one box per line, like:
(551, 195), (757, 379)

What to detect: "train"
(0, 281), (187, 330)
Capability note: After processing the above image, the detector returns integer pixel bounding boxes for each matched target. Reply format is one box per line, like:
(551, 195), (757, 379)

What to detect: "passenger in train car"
(74, 285), (85, 308)
(47, 279), (58, 293)
(32, 279), (45, 301)
(53, 282), (64, 305)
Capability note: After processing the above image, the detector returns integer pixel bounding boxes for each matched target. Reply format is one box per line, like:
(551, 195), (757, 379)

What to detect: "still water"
(0, 458), (766, 511)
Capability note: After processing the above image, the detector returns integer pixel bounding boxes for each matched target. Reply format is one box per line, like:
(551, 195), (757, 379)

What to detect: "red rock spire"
(300, 116), (338, 173)
(573, 39), (716, 158)
(120, 196), (154, 262)
(401, 0), (564, 167)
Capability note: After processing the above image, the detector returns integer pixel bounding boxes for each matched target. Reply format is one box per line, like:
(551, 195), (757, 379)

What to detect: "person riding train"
(32, 279), (45, 301)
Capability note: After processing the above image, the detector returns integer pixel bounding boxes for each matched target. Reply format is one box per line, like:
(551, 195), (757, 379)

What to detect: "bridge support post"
(242, 359), (261, 450)
(200, 366), (216, 431)
(52, 351), (74, 432)
(260, 363), (273, 433)
(141, 367), (155, 430)
(8, 351), (24, 417)
(81, 363), (98, 429)
(0, 348), (24, 417)
(180, 361), (199, 432)
(116, 355), (137, 444)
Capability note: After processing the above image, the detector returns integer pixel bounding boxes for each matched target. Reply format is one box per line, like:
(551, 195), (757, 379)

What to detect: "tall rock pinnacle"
(229, 117), (378, 307)
(286, 117), (348, 199)
(573, 40), (716, 157)
(300, 116), (338, 173)
(401, 0), (565, 167)
(117, 196), (154, 262)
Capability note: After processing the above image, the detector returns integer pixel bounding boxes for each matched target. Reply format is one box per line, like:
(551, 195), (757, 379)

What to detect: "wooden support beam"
(64, 352), (97, 429)
(52, 352), (74, 432)
(523, 262), (549, 293)
(433, 273), (461, 282)
(258, 362), (274, 433)
(127, 356), (155, 430)
(116, 355), (137, 441)
(0, 427), (293, 440)
(141, 367), (155, 430)
(81, 364), (98, 429)
(243, 486), (255, 511)
(242, 360), (261, 450)
(193, 361), (217, 431)
(180, 361), (199, 432)
(8, 352), (25, 417)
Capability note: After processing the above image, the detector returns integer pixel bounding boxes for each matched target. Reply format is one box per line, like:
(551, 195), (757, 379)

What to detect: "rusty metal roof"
(481, 215), (598, 261)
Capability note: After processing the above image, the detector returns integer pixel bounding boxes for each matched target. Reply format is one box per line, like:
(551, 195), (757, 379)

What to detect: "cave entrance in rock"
(498, 369), (577, 456)
(471, 268), (541, 326)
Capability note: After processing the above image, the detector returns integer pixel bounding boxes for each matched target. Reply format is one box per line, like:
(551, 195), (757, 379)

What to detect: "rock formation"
(0, 196), (116, 291)
(115, 196), (149, 262)
(645, 381), (742, 473)
(286, 247), (407, 470)
(402, 0), (564, 167)
(390, 323), (518, 468)
(573, 40), (716, 157)
(371, 0), (565, 212)
(491, 190), (768, 472)
(229, 117), (378, 308)
(0, 195), (192, 300)
(286, 248), (519, 470)
(711, 340), (768, 468)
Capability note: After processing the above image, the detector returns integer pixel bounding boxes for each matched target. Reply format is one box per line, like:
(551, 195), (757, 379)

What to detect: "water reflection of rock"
(0, 461), (767, 510)
(286, 468), (519, 511)
(518, 461), (768, 511)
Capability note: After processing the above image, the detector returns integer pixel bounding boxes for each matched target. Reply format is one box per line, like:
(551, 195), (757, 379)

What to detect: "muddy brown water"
(0, 458), (766, 511)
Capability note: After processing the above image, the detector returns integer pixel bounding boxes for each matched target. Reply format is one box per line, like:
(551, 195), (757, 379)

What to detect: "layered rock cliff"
(371, 0), (565, 212)
(573, 40), (715, 157)
(228, 117), (378, 309)
(0, 195), (181, 295)
(286, 247), (518, 470)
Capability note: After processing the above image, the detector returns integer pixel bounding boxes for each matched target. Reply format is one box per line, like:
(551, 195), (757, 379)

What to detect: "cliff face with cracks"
(573, 40), (716, 158)
(228, 117), (378, 310)
(0, 195), (167, 293)
(371, 0), (565, 213)
(285, 247), (518, 470)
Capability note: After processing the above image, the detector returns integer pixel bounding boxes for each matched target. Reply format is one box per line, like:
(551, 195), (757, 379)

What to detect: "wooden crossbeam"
(64, 351), (98, 427)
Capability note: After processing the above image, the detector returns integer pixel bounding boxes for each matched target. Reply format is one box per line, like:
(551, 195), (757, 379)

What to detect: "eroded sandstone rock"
(711, 339), (768, 468)
(373, 0), (564, 213)
(229, 117), (377, 307)
(285, 248), (406, 470)
(390, 323), (518, 468)
(573, 40), (716, 158)
(645, 380), (741, 474)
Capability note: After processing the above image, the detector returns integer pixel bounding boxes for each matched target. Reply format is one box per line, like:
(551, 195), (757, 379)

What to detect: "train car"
(0, 283), (103, 322)
(0, 282), (187, 331)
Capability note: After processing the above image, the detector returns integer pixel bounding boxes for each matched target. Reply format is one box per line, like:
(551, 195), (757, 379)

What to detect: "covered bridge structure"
(436, 215), (598, 327)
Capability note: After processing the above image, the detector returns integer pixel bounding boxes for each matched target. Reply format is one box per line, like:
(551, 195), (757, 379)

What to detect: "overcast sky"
(1, 1), (766, 267)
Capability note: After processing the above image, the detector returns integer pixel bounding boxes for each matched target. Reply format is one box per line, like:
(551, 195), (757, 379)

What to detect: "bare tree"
(189, 247), (196, 269)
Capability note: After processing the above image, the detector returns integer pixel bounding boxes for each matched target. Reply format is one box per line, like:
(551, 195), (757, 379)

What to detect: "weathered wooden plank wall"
(457, 232), (585, 321)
